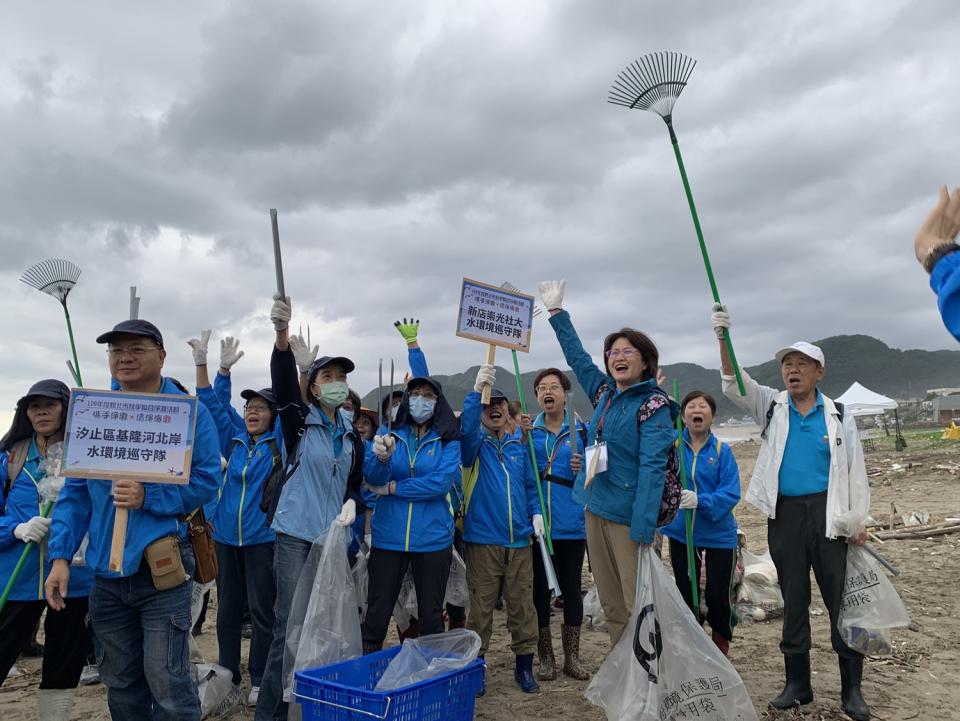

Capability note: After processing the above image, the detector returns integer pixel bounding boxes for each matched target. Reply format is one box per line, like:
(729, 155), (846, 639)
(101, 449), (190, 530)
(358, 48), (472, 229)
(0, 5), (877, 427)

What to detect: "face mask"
(408, 397), (436, 424)
(338, 407), (355, 425)
(389, 404), (399, 422)
(314, 381), (349, 407)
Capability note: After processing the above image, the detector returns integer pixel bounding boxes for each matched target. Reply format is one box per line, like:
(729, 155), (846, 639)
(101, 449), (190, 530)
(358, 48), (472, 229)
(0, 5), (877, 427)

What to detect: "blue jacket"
(197, 373), (279, 547)
(364, 426), (460, 552)
(48, 377), (222, 577)
(531, 414), (586, 540)
(459, 391), (541, 548)
(932, 252), (960, 342)
(549, 311), (676, 544)
(1, 438), (94, 599)
(661, 430), (740, 549)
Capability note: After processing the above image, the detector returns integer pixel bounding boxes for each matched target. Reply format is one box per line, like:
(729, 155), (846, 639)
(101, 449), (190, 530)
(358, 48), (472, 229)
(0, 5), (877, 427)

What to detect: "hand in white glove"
(711, 303), (731, 341)
(270, 294), (292, 331)
(187, 330), (212, 367)
(372, 434), (396, 462)
(14, 516), (51, 544)
(288, 333), (319, 373)
(538, 280), (566, 311)
(219, 336), (245, 369)
(336, 498), (357, 526)
(679, 489), (698, 510)
(473, 365), (496, 394)
(364, 533), (372, 550)
(532, 514), (545, 538)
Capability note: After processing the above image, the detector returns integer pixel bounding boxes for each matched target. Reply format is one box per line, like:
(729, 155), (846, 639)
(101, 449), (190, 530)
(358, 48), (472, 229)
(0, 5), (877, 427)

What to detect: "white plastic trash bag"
(584, 583), (607, 631)
(375, 629), (481, 691)
(189, 580), (215, 662)
(194, 663), (235, 719)
(444, 548), (469, 609)
(735, 549), (783, 623)
(838, 545), (910, 656)
(353, 547), (370, 622)
(392, 567), (419, 633)
(585, 546), (758, 721)
(282, 522), (362, 701)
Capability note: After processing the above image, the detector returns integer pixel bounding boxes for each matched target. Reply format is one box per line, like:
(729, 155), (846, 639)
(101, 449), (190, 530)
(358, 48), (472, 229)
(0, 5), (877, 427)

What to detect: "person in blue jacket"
(461, 365), (544, 694)
(45, 319), (221, 720)
(915, 185), (960, 340)
(0, 380), (94, 719)
(361, 375), (461, 652)
(538, 280), (677, 646)
(528, 367), (590, 682)
(186, 331), (280, 710)
(661, 390), (741, 657)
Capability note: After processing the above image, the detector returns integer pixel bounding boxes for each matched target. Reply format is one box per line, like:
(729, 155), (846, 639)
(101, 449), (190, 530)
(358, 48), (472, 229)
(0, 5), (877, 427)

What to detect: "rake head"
(500, 282), (542, 318)
(608, 51), (697, 120)
(20, 258), (82, 304)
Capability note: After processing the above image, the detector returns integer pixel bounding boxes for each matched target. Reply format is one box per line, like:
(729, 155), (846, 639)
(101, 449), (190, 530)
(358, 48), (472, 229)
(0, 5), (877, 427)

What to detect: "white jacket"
(722, 370), (870, 539)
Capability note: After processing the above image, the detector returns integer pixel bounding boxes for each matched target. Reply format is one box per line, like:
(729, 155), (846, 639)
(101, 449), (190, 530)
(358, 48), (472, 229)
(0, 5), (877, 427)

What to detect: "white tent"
(836, 382), (898, 417)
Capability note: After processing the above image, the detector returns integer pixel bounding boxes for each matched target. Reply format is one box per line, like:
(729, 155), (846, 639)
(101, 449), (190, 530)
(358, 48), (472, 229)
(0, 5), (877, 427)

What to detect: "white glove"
(473, 365), (496, 394)
(372, 434), (396, 462)
(271, 294), (292, 331)
(532, 514), (545, 538)
(711, 303), (731, 341)
(14, 516), (51, 544)
(364, 533), (372, 550)
(187, 330), (212, 366)
(679, 489), (698, 510)
(288, 333), (319, 373)
(538, 280), (566, 311)
(336, 498), (357, 526)
(219, 336), (245, 369)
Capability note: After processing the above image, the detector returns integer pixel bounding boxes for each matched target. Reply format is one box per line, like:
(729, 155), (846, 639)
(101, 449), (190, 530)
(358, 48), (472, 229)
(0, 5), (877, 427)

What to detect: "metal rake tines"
(20, 258), (82, 302)
(501, 281), (542, 317)
(608, 51), (697, 118)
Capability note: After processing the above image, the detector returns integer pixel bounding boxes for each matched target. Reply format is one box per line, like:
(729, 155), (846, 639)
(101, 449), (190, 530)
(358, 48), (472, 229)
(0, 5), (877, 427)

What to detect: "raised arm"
(395, 318), (430, 377)
(712, 306), (778, 421)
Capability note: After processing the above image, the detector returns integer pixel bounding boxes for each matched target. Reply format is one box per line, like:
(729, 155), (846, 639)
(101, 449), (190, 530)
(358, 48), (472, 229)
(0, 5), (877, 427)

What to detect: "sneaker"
(247, 686), (259, 706)
(210, 684), (243, 718)
(79, 664), (101, 685)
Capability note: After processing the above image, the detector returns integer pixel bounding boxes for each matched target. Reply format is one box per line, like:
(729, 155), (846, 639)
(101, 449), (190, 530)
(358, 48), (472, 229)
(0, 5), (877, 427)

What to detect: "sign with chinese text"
(456, 278), (535, 352)
(63, 388), (198, 483)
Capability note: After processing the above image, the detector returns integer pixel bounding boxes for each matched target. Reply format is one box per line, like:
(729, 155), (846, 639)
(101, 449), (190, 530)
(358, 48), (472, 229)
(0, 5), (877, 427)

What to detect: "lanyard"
(595, 392), (615, 440)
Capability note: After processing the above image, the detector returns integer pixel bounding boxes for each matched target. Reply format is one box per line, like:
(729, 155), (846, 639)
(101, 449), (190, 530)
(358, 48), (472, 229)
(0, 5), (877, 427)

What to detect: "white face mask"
(389, 404), (399, 422)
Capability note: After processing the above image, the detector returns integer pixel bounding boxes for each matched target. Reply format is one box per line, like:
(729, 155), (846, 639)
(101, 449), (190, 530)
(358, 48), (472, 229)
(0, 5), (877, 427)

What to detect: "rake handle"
(511, 349), (552, 554)
(61, 301), (84, 387)
(665, 119), (746, 396)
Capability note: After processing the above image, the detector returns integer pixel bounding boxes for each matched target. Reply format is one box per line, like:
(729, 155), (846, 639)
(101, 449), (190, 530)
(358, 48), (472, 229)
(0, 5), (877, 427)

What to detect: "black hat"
(392, 375), (460, 442)
(96, 319), (164, 347)
(1, 379), (71, 452)
(18, 379), (71, 407)
(240, 388), (277, 406)
(308, 356), (356, 376)
(484, 388), (509, 405)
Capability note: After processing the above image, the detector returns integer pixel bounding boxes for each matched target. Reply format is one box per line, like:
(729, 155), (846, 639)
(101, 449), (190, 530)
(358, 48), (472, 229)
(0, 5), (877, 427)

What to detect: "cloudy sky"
(1, 0), (957, 427)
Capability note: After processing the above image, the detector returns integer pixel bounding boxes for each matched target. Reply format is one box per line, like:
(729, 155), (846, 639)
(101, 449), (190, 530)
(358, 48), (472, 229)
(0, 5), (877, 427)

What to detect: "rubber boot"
(362, 641), (383, 655)
(397, 617), (420, 642)
(447, 616), (467, 631)
(560, 624), (590, 680)
(38, 688), (76, 721)
(839, 656), (870, 721)
(536, 626), (557, 681)
(769, 653), (814, 709)
(711, 630), (730, 657)
(514, 654), (540, 694)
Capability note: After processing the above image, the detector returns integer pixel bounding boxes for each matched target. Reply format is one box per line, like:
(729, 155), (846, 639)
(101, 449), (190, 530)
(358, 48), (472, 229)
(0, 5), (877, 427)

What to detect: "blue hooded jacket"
(931, 251), (960, 342)
(48, 377), (222, 577)
(661, 430), (740, 549)
(531, 414), (587, 540)
(549, 311), (676, 544)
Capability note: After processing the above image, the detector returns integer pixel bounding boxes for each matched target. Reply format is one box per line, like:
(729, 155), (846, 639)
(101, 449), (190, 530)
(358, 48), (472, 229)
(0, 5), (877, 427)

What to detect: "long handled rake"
(609, 52), (746, 395)
(20, 258), (84, 387)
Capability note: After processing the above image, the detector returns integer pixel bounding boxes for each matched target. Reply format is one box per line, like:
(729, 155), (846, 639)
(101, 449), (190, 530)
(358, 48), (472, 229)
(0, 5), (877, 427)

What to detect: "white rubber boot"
(38, 688), (76, 721)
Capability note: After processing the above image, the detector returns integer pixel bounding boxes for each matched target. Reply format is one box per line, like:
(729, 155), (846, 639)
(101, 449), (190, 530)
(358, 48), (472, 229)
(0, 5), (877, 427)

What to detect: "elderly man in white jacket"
(713, 306), (871, 721)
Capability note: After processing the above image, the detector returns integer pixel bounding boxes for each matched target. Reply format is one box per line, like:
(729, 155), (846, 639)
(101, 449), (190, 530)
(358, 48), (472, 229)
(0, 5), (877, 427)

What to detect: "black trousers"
(668, 539), (737, 641)
(532, 538), (586, 627)
(768, 491), (857, 658)
(216, 542), (276, 686)
(361, 546), (452, 645)
(0, 597), (92, 688)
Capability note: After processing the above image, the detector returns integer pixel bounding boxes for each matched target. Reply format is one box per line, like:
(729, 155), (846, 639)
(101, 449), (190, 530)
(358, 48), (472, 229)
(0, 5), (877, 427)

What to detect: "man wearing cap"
(255, 296), (365, 721)
(186, 331), (280, 711)
(45, 319), (221, 720)
(712, 307), (871, 721)
(459, 364), (544, 694)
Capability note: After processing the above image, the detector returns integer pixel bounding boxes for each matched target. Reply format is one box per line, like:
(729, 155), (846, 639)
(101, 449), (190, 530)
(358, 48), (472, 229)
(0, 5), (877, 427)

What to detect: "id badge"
(584, 442), (608, 488)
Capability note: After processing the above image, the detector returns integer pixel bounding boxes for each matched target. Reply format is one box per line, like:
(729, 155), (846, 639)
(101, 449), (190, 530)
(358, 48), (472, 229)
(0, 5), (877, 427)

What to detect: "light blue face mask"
(408, 396), (436, 424)
(338, 407), (355, 425)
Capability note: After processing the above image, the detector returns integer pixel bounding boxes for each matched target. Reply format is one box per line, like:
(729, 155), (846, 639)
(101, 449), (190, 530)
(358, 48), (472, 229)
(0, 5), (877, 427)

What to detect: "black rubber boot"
(839, 656), (870, 721)
(514, 654), (540, 694)
(769, 653), (814, 710)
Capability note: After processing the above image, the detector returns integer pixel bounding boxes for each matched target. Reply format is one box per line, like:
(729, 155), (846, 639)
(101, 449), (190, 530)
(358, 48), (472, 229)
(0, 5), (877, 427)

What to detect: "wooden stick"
(875, 524), (960, 541)
(109, 507), (128, 573)
(481, 344), (496, 404)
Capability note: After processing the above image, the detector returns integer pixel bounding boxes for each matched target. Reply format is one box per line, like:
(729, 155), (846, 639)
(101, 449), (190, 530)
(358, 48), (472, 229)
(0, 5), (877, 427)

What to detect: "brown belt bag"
(184, 507), (218, 584)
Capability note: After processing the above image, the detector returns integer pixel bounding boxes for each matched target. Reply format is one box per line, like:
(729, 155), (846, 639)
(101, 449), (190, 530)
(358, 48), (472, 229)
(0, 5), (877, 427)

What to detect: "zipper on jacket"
(238, 445), (254, 547)
(543, 428), (569, 534)
(402, 431), (441, 552)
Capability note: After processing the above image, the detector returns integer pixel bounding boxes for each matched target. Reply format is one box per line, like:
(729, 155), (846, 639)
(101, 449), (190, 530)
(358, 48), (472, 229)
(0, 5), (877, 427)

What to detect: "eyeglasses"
(107, 345), (162, 358)
(605, 348), (639, 360)
(244, 404), (271, 413)
(409, 390), (438, 401)
(536, 384), (564, 393)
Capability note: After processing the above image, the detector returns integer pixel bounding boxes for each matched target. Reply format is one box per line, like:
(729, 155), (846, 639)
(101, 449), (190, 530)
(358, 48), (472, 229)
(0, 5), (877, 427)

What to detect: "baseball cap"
(240, 388), (277, 406)
(483, 388), (509, 405)
(96, 319), (164, 347)
(308, 355), (356, 375)
(774, 342), (825, 367)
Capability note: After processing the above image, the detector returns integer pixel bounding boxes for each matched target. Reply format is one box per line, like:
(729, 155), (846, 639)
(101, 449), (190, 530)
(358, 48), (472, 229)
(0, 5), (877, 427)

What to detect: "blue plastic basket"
(294, 646), (485, 721)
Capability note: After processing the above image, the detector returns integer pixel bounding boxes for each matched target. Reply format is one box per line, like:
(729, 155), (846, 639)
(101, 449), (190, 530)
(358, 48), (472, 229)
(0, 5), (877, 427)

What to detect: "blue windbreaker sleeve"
(931, 252), (960, 342)
(47, 477), (93, 561)
(363, 442), (392, 487)
(213, 372), (245, 431)
(408, 347), (429, 378)
(141, 405), (222, 516)
(697, 442), (741, 524)
(271, 345), (308, 456)
(548, 310), (607, 403)
(395, 440), (461, 501)
(0, 455), (18, 547)
(525, 448), (542, 518)
(459, 392), (483, 467)
(196, 385), (239, 457)
(631, 405), (675, 544)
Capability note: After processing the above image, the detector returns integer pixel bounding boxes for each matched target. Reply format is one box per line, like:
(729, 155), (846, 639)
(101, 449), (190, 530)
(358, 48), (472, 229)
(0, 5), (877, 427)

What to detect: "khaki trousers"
(464, 542), (537, 656)
(586, 511), (639, 645)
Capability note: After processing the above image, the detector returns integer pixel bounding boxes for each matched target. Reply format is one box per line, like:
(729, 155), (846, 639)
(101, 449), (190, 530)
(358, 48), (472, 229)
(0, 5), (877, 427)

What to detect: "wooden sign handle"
(481, 344), (496, 404)
(109, 507), (128, 573)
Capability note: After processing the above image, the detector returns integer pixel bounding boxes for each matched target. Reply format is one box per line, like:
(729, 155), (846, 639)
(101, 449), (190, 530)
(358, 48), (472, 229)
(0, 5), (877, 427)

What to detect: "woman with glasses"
(538, 280), (677, 646)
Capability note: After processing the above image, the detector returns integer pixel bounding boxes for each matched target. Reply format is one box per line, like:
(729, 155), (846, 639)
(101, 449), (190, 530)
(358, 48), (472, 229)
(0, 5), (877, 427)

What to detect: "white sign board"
(456, 277), (535, 353)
